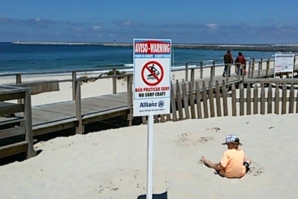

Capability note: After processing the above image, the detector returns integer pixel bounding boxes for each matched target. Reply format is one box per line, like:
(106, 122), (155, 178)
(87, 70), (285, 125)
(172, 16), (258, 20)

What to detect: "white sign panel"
(133, 39), (171, 116)
(274, 53), (294, 73)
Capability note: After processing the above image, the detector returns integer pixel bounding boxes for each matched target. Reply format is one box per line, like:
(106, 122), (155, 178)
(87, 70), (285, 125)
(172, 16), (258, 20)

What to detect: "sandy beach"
(1, 64), (298, 198)
(0, 114), (297, 198)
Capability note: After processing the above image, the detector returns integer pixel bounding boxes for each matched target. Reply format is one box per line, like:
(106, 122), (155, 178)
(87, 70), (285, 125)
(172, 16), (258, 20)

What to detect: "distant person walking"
(235, 52), (246, 76)
(223, 50), (233, 77)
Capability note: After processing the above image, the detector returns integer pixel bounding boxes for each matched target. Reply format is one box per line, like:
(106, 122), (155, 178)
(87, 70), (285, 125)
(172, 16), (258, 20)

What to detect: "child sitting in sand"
(201, 134), (251, 178)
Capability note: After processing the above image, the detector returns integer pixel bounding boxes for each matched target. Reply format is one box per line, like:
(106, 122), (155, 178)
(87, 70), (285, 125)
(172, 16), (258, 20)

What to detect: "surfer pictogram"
(141, 61), (164, 86)
(147, 64), (160, 80)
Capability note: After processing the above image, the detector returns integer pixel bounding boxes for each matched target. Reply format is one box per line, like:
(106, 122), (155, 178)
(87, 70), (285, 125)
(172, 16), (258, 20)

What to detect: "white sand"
(1, 65), (297, 198)
(0, 114), (297, 199)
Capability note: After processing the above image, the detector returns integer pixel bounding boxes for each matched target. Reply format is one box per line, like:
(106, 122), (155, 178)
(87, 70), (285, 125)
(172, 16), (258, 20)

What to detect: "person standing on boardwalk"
(235, 52), (246, 76)
(223, 50), (233, 77)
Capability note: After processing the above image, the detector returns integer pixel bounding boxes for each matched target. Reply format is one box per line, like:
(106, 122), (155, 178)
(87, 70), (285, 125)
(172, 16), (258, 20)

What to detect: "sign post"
(274, 53), (294, 78)
(133, 38), (171, 199)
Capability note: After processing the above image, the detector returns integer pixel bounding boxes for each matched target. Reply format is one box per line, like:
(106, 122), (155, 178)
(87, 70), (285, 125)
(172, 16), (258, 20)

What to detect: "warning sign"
(133, 39), (171, 117)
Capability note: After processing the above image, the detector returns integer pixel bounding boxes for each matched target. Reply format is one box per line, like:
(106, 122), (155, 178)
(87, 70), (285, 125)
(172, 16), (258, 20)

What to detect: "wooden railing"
(0, 85), (35, 159)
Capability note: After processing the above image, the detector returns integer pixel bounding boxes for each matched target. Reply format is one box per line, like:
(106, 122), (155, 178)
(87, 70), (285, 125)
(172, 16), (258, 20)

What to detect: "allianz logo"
(140, 100), (164, 108)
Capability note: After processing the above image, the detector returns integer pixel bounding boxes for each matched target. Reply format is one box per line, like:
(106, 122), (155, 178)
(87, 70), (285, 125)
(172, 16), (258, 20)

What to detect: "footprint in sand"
(206, 127), (220, 132)
(176, 133), (214, 146)
(247, 164), (264, 176)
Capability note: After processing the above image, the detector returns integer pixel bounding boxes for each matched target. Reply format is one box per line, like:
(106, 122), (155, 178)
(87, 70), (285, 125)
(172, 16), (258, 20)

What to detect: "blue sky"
(0, 0), (298, 44)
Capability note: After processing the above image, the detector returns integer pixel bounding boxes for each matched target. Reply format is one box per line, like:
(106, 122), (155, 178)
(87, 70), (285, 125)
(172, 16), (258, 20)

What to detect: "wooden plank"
(200, 62), (203, 79)
(274, 84), (280, 114)
(208, 81), (215, 117)
(251, 59), (255, 78)
(94, 92), (128, 103)
(181, 83), (190, 119)
(165, 114), (171, 121)
(188, 82), (196, 119)
(0, 141), (28, 159)
(215, 80), (222, 117)
(154, 115), (159, 123)
(195, 81), (202, 119)
(289, 83), (294, 114)
(239, 83), (244, 116)
(0, 91), (25, 101)
(266, 59), (270, 76)
(245, 78), (298, 84)
(247, 62), (251, 78)
(267, 84), (273, 114)
(33, 105), (75, 117)
(31, 109), (72, 124)
(0, 102), (24, 115)
(222, 80), (228, 116)
(260, 83), (265, 115)
(253, 84), (258, 114)
(201, 81), (209, 118)
(176, 80), (184, 120)
(185, 63), (188, 81)
(0, 126), (25, 139)
(246, 84), (251, 115)
(281, 83), (287, 114)
(296, 90), (298, 114)
(170, 82), (177, 121)
(190, 69), (195, 88)
(142, 116), (147, 124)
(231, 84), (237, 116)
(83, 108), (129, 125)
(112, 68), (117, 94)
(127, 75), (133, 126)
(75, 80), (83, 134)
(0, 118), (23, 126)
(160, 114), (166, 123)
(258, 61), (261, 77)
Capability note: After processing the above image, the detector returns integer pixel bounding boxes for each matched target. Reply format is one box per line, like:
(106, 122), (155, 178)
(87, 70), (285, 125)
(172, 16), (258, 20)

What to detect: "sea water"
(0, 42), (275, 75)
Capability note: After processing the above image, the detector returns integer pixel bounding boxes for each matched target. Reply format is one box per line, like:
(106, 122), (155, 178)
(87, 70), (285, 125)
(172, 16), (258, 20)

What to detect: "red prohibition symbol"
(141, 61), (164, 86)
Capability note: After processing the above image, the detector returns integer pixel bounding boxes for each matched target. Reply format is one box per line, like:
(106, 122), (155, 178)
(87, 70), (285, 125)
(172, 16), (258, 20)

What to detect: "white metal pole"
(147, 113), (154, 199)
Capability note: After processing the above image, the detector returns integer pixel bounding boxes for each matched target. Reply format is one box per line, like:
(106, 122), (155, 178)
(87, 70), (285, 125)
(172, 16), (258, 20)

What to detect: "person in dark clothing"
(235, 52), (246, 76)
(223, 50), (233, 77)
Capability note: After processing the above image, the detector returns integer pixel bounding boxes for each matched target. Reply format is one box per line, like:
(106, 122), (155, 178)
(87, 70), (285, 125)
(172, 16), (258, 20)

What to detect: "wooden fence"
(149, 79), (298, 123)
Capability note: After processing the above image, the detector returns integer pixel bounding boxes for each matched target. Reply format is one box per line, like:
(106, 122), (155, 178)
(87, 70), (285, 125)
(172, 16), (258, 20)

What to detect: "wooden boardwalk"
(26, 68), (268, 136)
(30, 92), (129, 136)
(2, 64), (296, 138)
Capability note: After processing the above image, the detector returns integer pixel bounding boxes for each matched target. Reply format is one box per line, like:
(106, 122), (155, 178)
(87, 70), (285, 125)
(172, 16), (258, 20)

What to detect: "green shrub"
(105, 70), (126, 79)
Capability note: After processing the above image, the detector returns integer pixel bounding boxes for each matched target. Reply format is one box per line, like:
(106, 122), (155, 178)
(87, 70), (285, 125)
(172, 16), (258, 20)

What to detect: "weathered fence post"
(231, 84), (237, 116)
(16, 74), (23, 104)
(24, 88), (35, 158)
(190, 68), (195, 88)
(127, 75), (133, 126)
(200, 61), (203, 79)
(251, 58), (255, 78)
(72, 71), (77, 101)
(185, 63), (189, 81)
(113, 68), (117, 94)
(195, 81), (202, 119)
(266, 58), (270, 77)
(170, 81), (177, 121)
(75, 80), (84, 134)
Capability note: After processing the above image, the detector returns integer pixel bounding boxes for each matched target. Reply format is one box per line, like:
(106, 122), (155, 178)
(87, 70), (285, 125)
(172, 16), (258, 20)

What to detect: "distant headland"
(11, 41), (298, 52)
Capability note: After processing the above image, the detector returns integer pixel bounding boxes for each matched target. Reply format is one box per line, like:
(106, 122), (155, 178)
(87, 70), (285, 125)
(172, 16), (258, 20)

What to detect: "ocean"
(0, 42), (276, 75)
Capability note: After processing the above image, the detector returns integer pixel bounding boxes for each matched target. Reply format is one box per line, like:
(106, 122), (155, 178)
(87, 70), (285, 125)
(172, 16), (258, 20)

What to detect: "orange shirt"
(220, 149), (246, 178)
